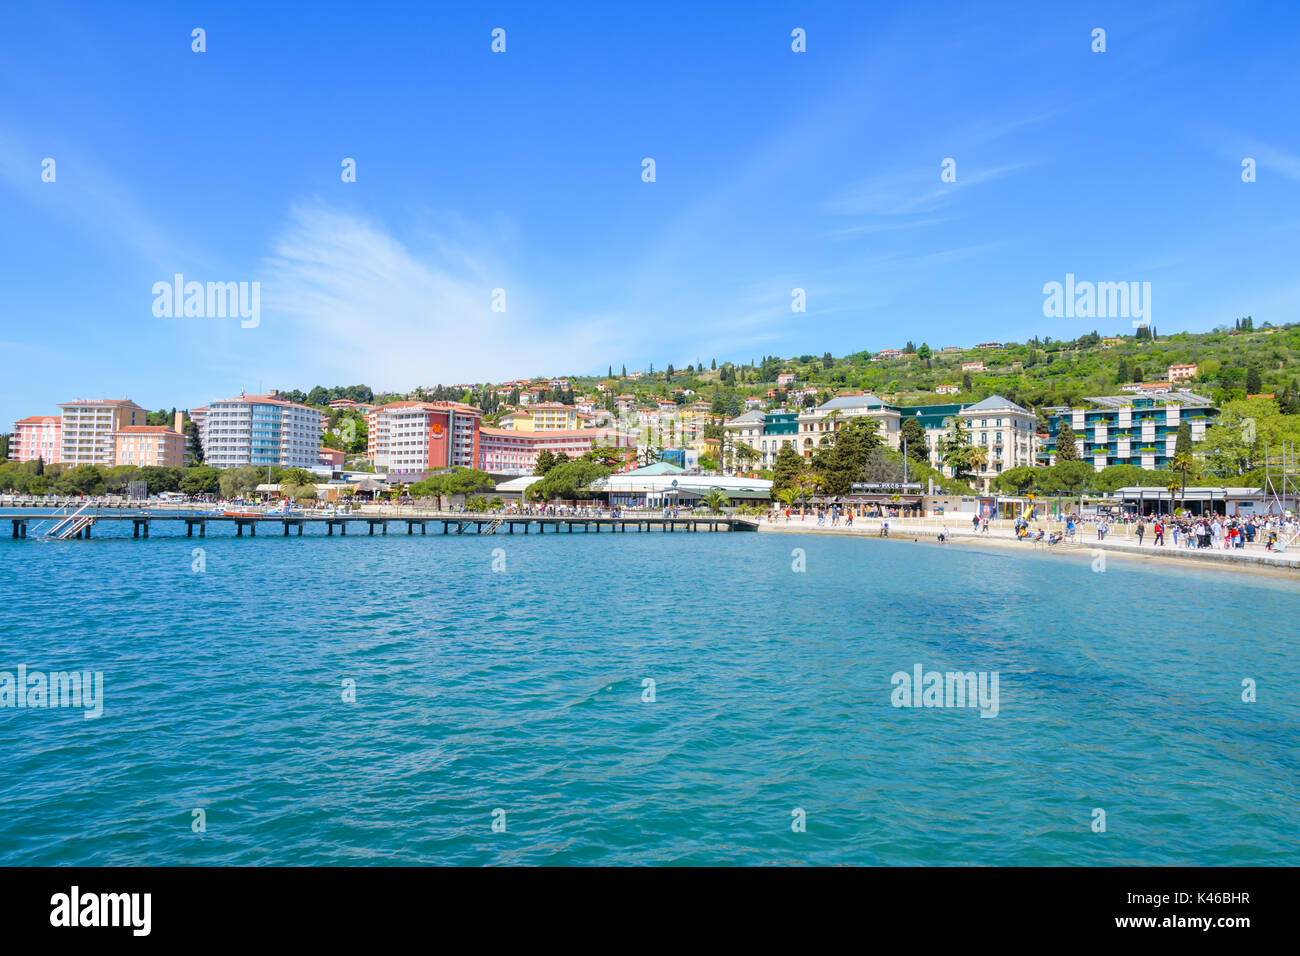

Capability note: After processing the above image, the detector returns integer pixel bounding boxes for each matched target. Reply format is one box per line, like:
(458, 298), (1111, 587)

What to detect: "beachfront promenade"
(756, 513), (1300, 574)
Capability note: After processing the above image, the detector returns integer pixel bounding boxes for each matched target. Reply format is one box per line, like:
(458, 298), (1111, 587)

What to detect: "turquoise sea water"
(2, 519), (1298, 866)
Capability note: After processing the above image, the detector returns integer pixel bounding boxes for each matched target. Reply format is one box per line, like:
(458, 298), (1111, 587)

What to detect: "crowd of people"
(1016, 510), (1297, 553)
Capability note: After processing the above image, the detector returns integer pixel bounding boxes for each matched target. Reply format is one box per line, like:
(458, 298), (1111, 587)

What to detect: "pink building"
(9, 415), (62, 463)
(477, 427), (636, 475)
(318, 447), (347, 468)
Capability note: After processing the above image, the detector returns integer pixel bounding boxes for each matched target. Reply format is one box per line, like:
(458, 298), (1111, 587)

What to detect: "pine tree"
(1246, 366), (1262, 394)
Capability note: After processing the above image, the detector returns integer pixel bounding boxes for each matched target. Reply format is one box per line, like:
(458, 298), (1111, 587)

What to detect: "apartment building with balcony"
(498, 402), (579, 431)
(9, 415), (62, 464)
(196, 390), (323, 469)
(58, 399), (147, 467)
(112, 413), (186, 467)
(954, 395), (1039, 491)
(365, 401), (482, 475)
(1039, 391), (1218, 471)
(477, 426), (635, 475)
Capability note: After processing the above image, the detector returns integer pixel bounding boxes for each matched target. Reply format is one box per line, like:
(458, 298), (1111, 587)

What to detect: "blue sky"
(2, 0), (1298, 425)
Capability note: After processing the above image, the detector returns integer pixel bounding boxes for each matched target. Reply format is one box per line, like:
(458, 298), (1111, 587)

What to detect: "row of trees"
(767, 416), (979, 510)
(406, 469), (496, 508)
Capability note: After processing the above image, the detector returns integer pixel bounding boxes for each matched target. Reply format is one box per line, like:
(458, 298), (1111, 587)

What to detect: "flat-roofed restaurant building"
(198, 390), (324, 469)
(9, 415), (62, 463)
(596, 462), (772, 509)
(1110, 486), (1292, 517)
(59, 398), (147, 467)
(366, 401), (482, 475)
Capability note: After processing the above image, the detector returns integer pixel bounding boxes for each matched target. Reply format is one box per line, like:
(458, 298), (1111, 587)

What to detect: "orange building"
(112, 412), (186, 467)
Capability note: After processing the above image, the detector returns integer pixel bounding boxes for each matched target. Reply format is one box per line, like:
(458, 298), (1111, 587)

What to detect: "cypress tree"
(1055, 420), (1081, 461)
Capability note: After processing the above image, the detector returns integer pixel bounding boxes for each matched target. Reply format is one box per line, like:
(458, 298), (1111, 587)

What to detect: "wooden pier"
(4, 509), (759, 540)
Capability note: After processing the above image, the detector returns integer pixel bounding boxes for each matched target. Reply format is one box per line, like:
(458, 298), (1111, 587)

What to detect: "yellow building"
(499, 402), (579, 431)
(678, 402), (720, 441)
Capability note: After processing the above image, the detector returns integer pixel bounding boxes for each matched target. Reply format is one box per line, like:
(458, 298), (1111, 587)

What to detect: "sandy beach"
(756, 515), (1300, 580)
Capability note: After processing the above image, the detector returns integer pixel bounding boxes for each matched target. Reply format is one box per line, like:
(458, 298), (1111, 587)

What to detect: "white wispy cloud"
(1239, 140), (1300, 181)
(0, 124), (188, 270)
(826, 162), (1031, 218)
(260, 204), (618, 388)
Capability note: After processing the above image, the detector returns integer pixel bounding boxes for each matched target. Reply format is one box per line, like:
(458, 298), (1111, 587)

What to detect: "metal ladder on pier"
(483, 517), (505, 534)
(35, 503), (95, 539)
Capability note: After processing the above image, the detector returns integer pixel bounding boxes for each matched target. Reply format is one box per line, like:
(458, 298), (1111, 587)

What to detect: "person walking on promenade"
(1136, 518), (1146, 546)
(971, 513), (980, 533)
(1154, 518), (1164, 547)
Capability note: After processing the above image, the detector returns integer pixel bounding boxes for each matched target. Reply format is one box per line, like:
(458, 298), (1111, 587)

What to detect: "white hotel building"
(194, 390), (324, 469)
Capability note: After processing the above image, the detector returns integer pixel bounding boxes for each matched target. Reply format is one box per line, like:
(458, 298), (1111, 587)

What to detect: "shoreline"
(756, 519), (1300, 581)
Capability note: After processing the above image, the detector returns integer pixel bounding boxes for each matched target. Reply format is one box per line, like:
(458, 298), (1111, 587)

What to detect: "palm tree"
(1172, 448), (1193, 512)
(735, 442), (760, 472)
(775, 487), (799, 511)
(823, 408), (842, 442)
(794, 470), (822, 513)
(702, 488), (729, 514)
